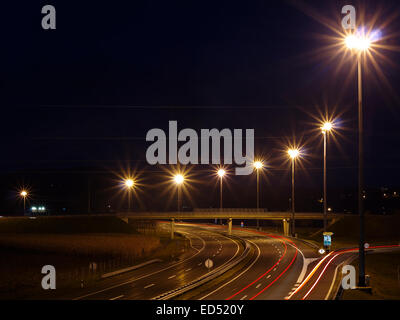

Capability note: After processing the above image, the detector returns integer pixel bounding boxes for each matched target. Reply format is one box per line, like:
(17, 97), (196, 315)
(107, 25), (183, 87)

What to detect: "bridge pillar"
(283, 219), (289, 236)
(171, 218), (175, 240)
(228, 218), (232, 235)
(119, 217), (129, 224)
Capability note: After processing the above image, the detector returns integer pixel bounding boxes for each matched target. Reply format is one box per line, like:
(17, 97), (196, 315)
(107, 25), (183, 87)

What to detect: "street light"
(216, 168), (226, 225)
(345, 34), (371, 51)
(321, 122), (333, 239)
(287, 149), (301, 237)
(124, 178), (135, 211)
(125, 179), (134, 188)
(253, 160), (263, 230)
(20, 190), (28, 215)
(288, 149), (299, 159)
(344, 30), (373, 287)
(174, 174), (184, 212)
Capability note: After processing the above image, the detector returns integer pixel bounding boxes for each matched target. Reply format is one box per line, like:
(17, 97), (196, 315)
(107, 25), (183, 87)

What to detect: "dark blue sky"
(1, 0), (400, 190)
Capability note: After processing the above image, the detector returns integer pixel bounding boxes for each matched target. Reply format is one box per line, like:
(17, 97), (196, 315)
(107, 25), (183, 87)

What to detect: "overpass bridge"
(116, 210), (344, 238)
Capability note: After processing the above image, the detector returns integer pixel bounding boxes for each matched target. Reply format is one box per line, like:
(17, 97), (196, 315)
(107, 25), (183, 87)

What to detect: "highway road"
(69, 222), (400, 300)
(287, 245), (400, 300)
(185, 224), (320, 300)
(70, 222), (320, 300)
(72, 223), (243, 300)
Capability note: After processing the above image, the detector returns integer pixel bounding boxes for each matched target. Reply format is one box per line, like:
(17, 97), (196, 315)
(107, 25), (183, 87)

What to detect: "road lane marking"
(151, 225), (241, 300)
(266, 275), (271, 279)
(226, 234), (289, 300)
(185, 268), (192, 272)
(295, 257), (319, 286)
(74, 229), (207, 300)
(250, 242), (298, 300)
(256, 284), (262, 289)
(109, 295), (124, 300)
(144, 284), (155, 289)
(240, 295), (247, 300)
(168, 275), (176, 279)
(324, 255), (357, 300)
(199, 239), (261, 300)
(302, 254), (339, 300)
(285, 252), (334, 300)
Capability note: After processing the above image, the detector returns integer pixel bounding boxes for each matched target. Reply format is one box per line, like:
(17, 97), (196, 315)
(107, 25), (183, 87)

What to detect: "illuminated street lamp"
(287, 149), (301, 237)
(253, 160), (263, 230)
(321, 122), (333, 238)
(288, 149), (299, 160)
(345, 34), (371, 51)
(215, 168), (226, 225)
(344, 30), (374, 287)
(174, 174), (184, 212)
(20, 190), (28, 215)
(124, 178), (135, 211)
(174, 174), (184, 185)
(125, 179), (134, 188)
(321, 122), (333, 133)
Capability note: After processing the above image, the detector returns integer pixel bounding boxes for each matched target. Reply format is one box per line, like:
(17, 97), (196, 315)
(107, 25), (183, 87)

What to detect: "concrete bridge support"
(283, 219), (290, 236)
(171, 218), (175, 240)
(228, 218), (232, 235)
(120, 217), (129, 224)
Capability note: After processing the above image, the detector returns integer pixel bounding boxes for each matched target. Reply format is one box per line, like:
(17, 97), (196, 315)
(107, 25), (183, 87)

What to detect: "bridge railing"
(116, 211), (342, 220)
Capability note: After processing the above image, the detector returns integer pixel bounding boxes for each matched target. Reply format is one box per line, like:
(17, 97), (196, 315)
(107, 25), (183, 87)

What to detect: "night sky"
(1, 0), (400, 213)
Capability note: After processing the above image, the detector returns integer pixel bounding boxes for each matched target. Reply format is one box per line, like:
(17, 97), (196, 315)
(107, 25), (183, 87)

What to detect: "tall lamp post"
(288, 149), (300, 237)
(217, 169), (226, 225)
(321, 122), (333, 235)
(217, 169), (226, 211)
(124, 179), (134, 212)
(174, 174), (184, 212)
(345, 31), (372, 287)
(20, 190), (28, 215)
(253, 161), (263, 230)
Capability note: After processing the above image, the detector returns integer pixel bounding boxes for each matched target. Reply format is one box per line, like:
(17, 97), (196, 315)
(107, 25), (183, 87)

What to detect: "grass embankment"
(0, 216), (135, 234)
(297, 215), (400, 250)
(0, 233), (160, 258)
(0, 216), (188, 299)
(342, 252), (400, 300)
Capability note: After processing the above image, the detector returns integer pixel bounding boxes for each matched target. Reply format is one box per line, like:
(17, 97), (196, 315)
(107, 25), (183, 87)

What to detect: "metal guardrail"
(152, 239), (252, 300)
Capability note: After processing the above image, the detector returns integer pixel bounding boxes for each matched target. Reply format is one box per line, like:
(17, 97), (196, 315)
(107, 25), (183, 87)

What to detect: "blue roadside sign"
(323, 235), (331, 246)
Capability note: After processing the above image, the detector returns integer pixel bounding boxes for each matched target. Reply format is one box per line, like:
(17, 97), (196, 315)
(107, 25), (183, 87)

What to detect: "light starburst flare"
(217, 169), (226, 178)
(288, 149), (300, 159)
(174, 174), (184, 185)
